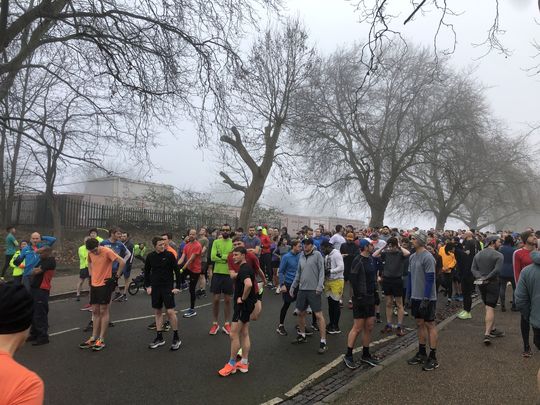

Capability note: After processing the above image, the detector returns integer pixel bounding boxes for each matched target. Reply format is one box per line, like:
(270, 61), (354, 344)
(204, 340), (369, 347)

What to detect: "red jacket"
(513, 248), (533, 283)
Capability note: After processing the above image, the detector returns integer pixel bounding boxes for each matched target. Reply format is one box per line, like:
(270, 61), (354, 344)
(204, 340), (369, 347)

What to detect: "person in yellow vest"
(438, 241), (457, 304)
(9, 241), (28, 286)
(76, 237), (91, 301)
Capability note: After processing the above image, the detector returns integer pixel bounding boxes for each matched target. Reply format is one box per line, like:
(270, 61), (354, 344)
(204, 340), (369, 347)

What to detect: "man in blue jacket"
(276, 240), (301, 336)
(17, 233), (56, 291)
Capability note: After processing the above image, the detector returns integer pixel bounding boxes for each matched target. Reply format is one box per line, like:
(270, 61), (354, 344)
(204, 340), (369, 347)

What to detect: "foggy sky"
(139, 1), (540, 228)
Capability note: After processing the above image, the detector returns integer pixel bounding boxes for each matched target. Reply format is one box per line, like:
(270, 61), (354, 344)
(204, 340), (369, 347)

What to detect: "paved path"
(15, 277), (418, 405)
(334, 299), (540, 405)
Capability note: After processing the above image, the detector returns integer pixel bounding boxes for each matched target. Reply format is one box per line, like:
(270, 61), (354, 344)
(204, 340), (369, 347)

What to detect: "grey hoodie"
(291, 248), (325, 292)
(515, 251), (540, 329)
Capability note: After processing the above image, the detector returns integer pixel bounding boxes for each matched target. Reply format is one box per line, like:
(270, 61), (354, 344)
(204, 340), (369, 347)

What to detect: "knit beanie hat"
(413, 231), (428, 247)
(0, 283), (34, 334)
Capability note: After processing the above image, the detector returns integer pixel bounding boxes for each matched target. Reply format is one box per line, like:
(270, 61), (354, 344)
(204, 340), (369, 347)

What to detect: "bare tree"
(214, 19), (316, 229)
(0, 0), (280, 109)
(292, 43), (481, 227)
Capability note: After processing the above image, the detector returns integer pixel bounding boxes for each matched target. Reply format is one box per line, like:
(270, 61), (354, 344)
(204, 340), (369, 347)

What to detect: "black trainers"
(292, 335), (307, 344)
(343, 355), (358, 369)
(163, 321), (171, 332)
(170, 339), (181, 351)
(361, 354), (380, 367)
(422, 357), (439, 371)
(112, 292), (122, 302)
(312, 323), (319, 332)
(296, 325), (314, 336)
(149, 337), (165, 349)
(327, 326), (336, 335)
(489, 329), (505, 338)
(276, 325), (288, 336)
(333, 327), (341, 334)
(147, 321), (157, 330)
(318, 342), (328, 354)
(407, 352), (427, 365)
(483, 335), (491, 346)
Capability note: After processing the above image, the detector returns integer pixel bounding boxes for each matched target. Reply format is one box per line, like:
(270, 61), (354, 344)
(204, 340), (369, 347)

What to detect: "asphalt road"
(15, 282), (418, 405)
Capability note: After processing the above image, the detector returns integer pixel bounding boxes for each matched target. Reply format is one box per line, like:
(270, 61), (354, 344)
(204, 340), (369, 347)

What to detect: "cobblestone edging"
(278, 299), (470, 405)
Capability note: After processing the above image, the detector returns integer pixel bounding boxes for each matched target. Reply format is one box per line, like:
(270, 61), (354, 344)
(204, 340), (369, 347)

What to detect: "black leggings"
(521, 316), (531, 351)
(280, 301), (291, 324)
(443, 273), (453, 298)
(188, 271), (200, 309)
(461, 275), (474, 312)
(327, 297), (341, 329)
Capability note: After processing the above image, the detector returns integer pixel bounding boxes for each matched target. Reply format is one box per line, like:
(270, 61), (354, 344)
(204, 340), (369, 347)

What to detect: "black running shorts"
(151, 286), (176, 309)
(232, 300), (255, 323)
(90, 285), (113, 305)
(352, 301), (375, 319)
(410, 299), (437, 322)
(382, 277), (403, 297)
(479, 282), (499, 308)
(210, 273), (233, 295)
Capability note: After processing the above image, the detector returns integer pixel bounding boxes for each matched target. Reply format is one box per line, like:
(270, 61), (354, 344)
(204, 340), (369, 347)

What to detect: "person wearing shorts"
(406, 231), (439, 371)
(144, 236), (181, 351)
(218, 247), (257, 377)
(209, 224), (235, 335)
(471, 235), (505, 346)
(343, 239), (379, 369)
(290, 238), (327, 354)
(76, 237), (90, 302)
(373, 237), (410, 336)
(79, 238), (125, 352)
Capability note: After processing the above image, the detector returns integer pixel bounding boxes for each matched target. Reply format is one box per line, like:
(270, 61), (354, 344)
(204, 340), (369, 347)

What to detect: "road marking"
(284, 334), (397, 398)
(260, 397), (283, 405)
(48, 302), (214, 336)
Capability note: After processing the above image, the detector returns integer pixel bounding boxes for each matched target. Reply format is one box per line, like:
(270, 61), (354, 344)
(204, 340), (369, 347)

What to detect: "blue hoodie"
(278, 250), (300, 286)
(19, 235), (56, 276)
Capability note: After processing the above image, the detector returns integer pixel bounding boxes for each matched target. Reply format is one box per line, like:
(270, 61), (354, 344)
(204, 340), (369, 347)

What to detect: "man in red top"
(179, 229), (202, 318)
(229, 236), (267, 321)
(258, 226), (273, 288)
(28, 246), (56, 346)
(514, 230), (537, 357)
(0, 284), (44, 405)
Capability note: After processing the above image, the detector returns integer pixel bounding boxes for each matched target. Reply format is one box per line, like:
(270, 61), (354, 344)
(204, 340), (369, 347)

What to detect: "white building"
(82, 176), (175, 208)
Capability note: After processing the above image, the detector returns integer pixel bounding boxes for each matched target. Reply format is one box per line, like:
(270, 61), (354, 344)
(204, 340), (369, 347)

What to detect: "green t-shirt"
(5, 233), (18, 256)
(198, 237), (209, 263)
(211, 238), (233, 275)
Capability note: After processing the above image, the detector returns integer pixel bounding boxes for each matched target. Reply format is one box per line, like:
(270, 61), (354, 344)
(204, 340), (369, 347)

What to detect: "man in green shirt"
(2, 226), (18, 281)
(209, 224), (234, 336)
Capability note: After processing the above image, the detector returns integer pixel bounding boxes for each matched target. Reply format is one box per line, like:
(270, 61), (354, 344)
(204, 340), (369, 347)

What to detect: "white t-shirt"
(329, 233), (346, 250)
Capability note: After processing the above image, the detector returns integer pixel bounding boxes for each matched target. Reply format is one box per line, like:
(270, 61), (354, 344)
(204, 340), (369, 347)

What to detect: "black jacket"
(144, 250), (181, 289)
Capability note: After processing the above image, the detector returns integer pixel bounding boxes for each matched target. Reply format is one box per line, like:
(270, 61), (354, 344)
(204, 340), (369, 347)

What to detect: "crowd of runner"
(2, 222), (540, 403)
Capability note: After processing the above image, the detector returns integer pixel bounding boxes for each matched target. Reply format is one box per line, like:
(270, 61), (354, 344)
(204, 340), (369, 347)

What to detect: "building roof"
(85, 176), (173, 189)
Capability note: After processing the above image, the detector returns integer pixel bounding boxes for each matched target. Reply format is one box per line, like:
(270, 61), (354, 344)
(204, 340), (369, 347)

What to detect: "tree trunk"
(435, 211), (449, 230)
(238, 177), (265, 230)
(368, 204), (386, 228)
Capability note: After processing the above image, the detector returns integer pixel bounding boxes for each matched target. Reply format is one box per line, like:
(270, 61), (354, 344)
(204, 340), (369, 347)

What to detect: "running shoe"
(489, 329), (505, 338)
(292, 335), (307, 344)
(147, 321), (157, 330)
(79, 338), (96, 349)
(92, 339), (106, 351)
(483, 335), (491, 346)
(276, 325), (288, 336)
(422, 357), (439, 371)
(236, 362), (249, 373)
(149, 337), (165, 349)
(523, 348), (532, 358)
(83, 320), (93, 332)
(396, 327), (406, 337)
(381, 324), (393, 334)
(312, 323), (319, 332)
(118, 294), (127, 302)
(112, 292), (122, 301)
(108, 322), (115, 327)
(296, 325), (314, 336)
(80, 303), (92, 311)
(180, 282), (188, 291)
(361, 354), (380, 367)
(407, 352), (427, 365)
(209, 323), (219, 335)
(218, 363), (236, 377)
(222, 323), (231, 335)
(163, 321), (171, 331)
(333, 327), (342, 334)
(183, 308), (197, 318)
(275, 287), (280, 295)
(171, 339), (181, 351)
(343, 355), (358, 370)
(318, 342), (328, 354)
(457, 311), (472, 320)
